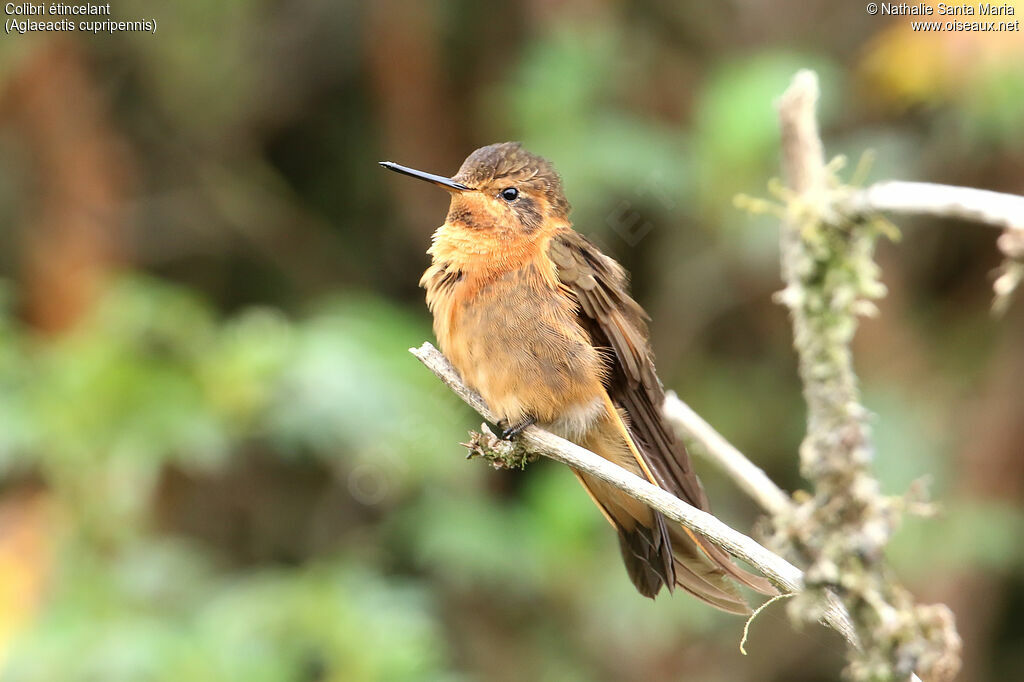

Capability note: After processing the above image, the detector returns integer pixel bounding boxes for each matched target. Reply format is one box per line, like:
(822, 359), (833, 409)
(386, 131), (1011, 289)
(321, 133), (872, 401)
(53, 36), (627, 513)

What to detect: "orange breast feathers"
(420, 222), (607, 427)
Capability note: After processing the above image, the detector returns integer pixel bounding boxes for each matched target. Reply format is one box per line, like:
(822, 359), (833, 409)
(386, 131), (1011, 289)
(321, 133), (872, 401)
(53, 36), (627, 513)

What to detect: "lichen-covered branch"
(770, 70), (960, 682)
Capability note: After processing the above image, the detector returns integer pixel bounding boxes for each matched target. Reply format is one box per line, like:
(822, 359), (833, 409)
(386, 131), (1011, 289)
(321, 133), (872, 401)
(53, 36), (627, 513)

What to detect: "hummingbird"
(381, 142), (775, 612)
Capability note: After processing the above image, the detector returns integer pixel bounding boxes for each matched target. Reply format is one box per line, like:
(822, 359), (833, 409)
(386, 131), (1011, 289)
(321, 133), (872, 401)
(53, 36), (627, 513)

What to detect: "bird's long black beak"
(378, 161), (471, 191)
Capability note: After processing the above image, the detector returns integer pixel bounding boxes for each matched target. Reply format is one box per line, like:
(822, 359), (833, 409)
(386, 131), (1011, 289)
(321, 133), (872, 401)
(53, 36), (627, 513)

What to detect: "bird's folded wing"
(548, 229), (776, 597)
(548, 230), (705, 504)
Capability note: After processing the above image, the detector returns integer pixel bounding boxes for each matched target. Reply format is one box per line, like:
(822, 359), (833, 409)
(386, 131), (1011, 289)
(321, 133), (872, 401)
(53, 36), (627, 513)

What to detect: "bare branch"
(844, 180), (1024, 312)
(778, 71), (828, 198)
(844, 181), (1024, 232)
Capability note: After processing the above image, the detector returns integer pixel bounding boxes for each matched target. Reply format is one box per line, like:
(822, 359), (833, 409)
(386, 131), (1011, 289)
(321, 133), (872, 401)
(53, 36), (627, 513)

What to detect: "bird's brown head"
(380, 142), (570, 235)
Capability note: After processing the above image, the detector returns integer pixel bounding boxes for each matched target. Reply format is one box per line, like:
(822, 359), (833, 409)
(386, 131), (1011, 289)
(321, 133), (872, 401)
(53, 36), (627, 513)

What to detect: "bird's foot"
(461, 423), (537, 470)
(498, 416), (536, 440)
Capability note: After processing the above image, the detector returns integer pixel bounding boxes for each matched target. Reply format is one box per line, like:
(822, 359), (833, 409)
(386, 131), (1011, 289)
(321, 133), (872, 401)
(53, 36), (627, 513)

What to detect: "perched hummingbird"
(381, 142), (775, 612)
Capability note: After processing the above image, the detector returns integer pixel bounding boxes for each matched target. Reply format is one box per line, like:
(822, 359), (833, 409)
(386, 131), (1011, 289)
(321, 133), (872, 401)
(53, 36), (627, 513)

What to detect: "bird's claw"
(498, 416), (536, 441)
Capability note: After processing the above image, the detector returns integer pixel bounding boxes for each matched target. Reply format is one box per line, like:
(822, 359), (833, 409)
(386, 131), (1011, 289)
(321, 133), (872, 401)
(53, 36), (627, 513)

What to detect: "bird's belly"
(438, 271), (606, 428)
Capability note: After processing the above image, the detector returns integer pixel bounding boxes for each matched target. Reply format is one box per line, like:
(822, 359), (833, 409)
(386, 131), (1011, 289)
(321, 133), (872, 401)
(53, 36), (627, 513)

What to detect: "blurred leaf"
(4, 550), (456, 682)
(695, 52), (841, 213)
(867, 385), (951, 494)
(265, 295), (471, 492)
(890, 500), (1024, 577)
(859, 1), (1024, 149)
(399, 488), (547, 594)
(0, 492), (53, 670)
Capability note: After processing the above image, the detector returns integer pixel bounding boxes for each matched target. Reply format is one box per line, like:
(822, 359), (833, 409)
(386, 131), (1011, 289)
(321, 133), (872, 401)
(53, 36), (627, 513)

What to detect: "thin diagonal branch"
(409, 342), (857, 648)
(663, 391), (791, 517)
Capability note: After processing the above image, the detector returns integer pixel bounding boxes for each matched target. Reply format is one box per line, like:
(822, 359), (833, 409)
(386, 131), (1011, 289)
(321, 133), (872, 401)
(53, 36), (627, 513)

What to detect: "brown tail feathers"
(573, 398), (777, 613)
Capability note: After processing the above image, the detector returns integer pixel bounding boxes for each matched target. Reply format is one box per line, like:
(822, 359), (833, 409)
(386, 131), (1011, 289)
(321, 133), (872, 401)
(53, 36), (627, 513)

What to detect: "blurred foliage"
(858, 0), (1024, 151)
(5, 547), (454, 682)
(0, 278), (469, 679)
(0, 2), (1022, 681)
(0, 277), (747, 680)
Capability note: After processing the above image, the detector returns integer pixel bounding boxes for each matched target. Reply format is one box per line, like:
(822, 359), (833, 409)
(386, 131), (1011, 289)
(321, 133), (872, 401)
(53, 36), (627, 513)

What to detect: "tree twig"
(843, 180), (1024, 312)
(843, 180), (1024, 232)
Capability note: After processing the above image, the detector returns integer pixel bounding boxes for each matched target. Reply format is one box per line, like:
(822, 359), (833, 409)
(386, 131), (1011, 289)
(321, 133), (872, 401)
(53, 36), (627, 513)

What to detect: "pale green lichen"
(739, 154), (961, 681)
(461, 424), (538, 471)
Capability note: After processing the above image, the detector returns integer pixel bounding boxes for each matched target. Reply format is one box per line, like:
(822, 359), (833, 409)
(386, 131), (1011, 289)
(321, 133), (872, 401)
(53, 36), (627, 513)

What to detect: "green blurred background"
(0, 1), (1022, 680)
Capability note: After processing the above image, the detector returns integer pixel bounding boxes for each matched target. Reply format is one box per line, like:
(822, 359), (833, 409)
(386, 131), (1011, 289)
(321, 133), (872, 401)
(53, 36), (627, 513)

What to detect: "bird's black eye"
(500, 187), (519, 202)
